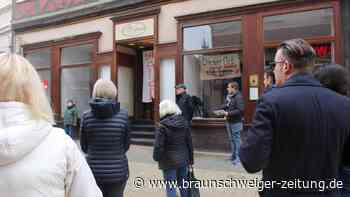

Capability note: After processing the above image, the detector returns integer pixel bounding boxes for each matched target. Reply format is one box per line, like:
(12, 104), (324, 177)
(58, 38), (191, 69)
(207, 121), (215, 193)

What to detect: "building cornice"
(13, 0), (186, 33)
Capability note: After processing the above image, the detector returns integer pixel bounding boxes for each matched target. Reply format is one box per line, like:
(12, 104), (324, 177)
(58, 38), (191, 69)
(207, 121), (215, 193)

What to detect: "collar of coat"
(280, 73), (322, 88)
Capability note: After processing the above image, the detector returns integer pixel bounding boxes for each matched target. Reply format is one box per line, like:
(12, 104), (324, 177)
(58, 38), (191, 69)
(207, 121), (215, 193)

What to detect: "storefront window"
(184, 53), (242, 118)
(25, 49), (51, 102)
(264, 8), (334, 42)
(160, 59), (176, 102)
(61, 66), (91, 118)
(183, 20), (243, 119)
(183, 21), (241, 51)
(61, 44), (93, 65)
(98, 64), (111, 80)
(26, 49), (51, 69)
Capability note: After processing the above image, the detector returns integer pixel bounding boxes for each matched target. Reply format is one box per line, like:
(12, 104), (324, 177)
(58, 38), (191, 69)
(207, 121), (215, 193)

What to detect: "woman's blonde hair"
(159, 100), (182, 119)
(0, 53), (54, 123)
(92, 79), (117, 99)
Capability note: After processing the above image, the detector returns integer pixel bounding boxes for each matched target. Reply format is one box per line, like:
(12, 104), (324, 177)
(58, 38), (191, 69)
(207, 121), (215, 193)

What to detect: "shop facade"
(14, 0), (345, 151)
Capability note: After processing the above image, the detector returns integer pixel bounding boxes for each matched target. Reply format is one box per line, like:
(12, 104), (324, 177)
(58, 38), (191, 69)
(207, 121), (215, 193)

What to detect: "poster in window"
(199, 53), (241, 80)
(142, 50), (155, 103)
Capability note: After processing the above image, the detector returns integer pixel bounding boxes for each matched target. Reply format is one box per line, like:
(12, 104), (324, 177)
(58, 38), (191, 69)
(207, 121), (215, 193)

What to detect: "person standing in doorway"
(80, 79), (130, 197)
(240, 39), (350, 197)
(63, 99), (79, 138)
(263, 68), (275, 92)
(223, 82), (244, 165)
(175, 84), (194, 125)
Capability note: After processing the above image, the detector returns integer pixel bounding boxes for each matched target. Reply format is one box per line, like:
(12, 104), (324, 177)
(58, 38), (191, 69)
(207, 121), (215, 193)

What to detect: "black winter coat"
(153, 114), (194, 170)
(176, 93), (194, 122)
(224, 92), (244, 123)
(240, 73), (350, 197)
(80, 98), (130, 184)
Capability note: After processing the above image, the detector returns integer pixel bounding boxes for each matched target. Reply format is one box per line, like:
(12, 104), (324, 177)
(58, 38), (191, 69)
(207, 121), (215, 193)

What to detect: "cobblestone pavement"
(124, 145), (261, 197)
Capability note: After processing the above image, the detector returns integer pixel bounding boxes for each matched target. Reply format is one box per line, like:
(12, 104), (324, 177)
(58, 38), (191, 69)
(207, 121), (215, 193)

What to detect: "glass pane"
(61, 66), (91, 118)
(184, 53), (243, 118)
(61, 44), (93, 65)
(264, 43), (334, 68)
(183, 21), (241, 51)
(26, 49), (51, 69)
(37, 69), (51, 103)
(160, 59), (176, 102)
(98, 65), (111, 80)
(118, 66), (134, 116)
(264, 8), (334, 42)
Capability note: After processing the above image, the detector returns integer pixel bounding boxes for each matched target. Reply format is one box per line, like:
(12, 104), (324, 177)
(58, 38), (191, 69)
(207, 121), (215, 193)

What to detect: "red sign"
(313, 45), (331, 58)
(42, 80), (49, 90)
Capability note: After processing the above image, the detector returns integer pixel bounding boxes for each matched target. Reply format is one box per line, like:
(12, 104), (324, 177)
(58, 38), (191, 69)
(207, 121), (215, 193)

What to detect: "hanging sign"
(142, 50), (155, 103)
(116, 18), (154, 41)
(199, 53), (241, 80)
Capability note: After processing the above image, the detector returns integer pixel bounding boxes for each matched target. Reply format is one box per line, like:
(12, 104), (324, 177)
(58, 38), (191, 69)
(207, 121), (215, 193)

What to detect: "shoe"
(232, 159), (241, 166)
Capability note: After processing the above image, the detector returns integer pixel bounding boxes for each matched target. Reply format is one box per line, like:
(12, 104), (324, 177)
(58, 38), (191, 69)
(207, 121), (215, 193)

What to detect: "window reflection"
(264, 8), (334, 42)
(183, 21), (242, 51)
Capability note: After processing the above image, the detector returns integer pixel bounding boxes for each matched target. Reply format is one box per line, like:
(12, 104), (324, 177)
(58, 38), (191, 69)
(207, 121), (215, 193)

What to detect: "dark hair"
(264, 68), (275, 84)
(313, 64), (350, 95)
(228, 82), (239, 90)
(278, 38), (316, 69)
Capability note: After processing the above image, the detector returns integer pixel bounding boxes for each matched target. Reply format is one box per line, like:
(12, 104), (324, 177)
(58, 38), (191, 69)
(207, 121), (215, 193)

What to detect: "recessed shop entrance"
(117, 38), (155, 121)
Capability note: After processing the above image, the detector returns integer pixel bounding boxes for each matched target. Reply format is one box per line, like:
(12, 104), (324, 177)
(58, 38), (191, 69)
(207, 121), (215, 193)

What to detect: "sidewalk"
(124, 145), (261, 197)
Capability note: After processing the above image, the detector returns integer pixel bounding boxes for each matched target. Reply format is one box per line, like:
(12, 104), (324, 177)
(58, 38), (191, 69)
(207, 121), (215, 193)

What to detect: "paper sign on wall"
(199, 53), (241, 80)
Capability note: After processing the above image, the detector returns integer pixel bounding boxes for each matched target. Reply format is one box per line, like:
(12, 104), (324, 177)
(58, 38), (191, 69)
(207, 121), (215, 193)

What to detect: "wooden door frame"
(111, 7), (160, 122)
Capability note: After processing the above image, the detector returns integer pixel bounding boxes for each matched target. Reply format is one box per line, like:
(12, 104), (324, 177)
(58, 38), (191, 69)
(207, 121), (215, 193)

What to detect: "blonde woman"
(0, 53), (102, 197)
(80, 79), (130, 197)
(153, 100), (194, 197)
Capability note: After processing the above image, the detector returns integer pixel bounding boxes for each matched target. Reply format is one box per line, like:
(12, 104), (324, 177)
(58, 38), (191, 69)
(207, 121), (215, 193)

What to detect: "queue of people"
(1, 37), (350, 197)
(240, 39), (350, 197)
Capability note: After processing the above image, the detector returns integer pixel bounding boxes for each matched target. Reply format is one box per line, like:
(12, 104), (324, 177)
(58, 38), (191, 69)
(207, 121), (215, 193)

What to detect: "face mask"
(67, 103), (73, 107)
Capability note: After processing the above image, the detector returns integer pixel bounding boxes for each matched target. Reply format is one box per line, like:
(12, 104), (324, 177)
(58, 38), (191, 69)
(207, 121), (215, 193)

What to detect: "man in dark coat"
(223, 81), (244, 165)
(175, 84), (194, 124)
(240, 38), (350, 197)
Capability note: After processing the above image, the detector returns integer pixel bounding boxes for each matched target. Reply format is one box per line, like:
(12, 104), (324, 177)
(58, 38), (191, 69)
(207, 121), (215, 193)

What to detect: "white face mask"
(67, 102), (73, 107)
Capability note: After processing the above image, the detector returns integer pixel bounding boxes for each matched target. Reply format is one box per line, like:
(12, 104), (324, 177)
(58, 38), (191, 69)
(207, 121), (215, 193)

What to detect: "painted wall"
(158, 0), (279, 43)
(0, 3), (11, 53)
(14, 0), (97, 20)
(16, 0), (280, 52)
(16, 16), (114, 53)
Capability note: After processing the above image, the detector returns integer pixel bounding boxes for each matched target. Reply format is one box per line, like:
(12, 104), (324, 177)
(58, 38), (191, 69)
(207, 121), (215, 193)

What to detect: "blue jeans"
(64, 125), (73, 138)
(226, 122), (242, 162)
(341, 166), (350, 196)
(162, 166), (189, 197)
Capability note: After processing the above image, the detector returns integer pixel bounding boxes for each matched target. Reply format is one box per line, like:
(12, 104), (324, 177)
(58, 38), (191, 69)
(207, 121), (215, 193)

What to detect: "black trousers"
(98, 181), (127, 197)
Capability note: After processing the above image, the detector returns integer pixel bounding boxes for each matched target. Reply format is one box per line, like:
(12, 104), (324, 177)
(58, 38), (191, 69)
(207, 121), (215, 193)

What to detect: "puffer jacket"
(153, 114), (194, 170)
(80, 98), (130, 184)
(64, 105), (79, 126)
(0, 102), (102, 197)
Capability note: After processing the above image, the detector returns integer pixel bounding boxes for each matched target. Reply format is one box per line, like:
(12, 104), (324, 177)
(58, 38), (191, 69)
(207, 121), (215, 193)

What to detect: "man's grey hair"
(278, 38), (316, 69)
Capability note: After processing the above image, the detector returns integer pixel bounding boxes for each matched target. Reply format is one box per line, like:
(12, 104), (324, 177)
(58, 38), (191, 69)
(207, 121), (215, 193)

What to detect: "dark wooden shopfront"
(22, 0), (344, 151)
